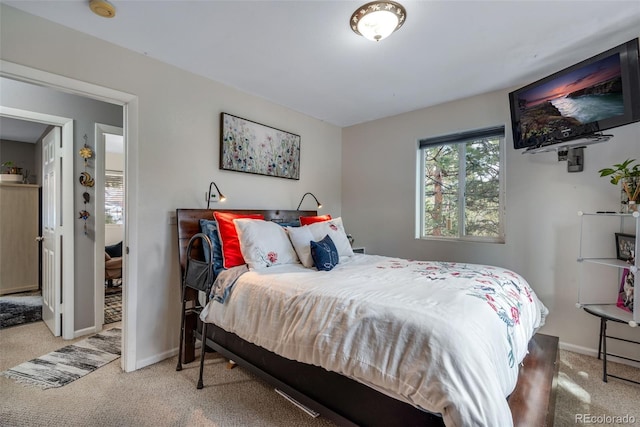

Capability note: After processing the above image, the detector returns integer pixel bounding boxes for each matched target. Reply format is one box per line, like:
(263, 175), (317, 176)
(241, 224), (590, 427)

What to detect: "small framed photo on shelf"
(615, 233), (636, 261)
(616, 268), (634, 313)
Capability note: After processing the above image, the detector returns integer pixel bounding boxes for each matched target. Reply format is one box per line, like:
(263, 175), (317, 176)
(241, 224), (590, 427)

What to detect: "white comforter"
(200, 254), (548, 427)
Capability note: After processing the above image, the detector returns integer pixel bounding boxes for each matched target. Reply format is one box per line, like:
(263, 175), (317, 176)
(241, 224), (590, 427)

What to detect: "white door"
(42, 127), (62, 336)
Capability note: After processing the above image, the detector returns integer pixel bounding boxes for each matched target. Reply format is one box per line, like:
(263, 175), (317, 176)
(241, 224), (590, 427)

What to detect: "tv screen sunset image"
(516, 53), (624, 144)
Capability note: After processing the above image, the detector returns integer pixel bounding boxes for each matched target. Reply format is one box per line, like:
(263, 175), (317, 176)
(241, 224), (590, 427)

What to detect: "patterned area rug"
(1, 328), (121, 389)
(104, 289), (122, 324)
(0, 295), (42, 329)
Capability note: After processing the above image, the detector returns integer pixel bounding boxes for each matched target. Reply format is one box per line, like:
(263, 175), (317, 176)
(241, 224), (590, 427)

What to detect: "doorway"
(0, 108), (74, 339)
(1, 60), (139, 372)
(95, 124), (124, 329)
(0, 115), (125, 345)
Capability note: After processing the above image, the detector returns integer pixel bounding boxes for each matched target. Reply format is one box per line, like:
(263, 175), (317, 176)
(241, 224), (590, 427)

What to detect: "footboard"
(197, 321), (559, 427)
(200, 322), (445, 427)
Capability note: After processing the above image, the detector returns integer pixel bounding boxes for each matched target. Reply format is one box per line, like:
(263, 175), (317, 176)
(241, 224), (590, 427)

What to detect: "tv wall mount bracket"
(522, 134), (613, 173)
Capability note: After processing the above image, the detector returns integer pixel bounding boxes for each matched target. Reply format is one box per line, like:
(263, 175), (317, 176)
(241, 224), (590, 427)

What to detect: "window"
(105, 171), (124, 225)
(418, 126), (505, 242)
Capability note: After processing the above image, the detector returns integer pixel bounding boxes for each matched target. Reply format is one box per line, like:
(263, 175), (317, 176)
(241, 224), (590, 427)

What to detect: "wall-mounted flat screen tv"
(509, 39), (640, 150)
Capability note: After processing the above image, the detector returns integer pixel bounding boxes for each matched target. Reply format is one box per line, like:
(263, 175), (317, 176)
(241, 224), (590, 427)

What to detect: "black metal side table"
(582, 305), (640, 385)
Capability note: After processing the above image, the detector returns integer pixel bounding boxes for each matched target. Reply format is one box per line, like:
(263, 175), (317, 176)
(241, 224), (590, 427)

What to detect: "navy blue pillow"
(105, 241), (122, 258)
(310, 234), (339, 271)
(199, 219), (225, 276)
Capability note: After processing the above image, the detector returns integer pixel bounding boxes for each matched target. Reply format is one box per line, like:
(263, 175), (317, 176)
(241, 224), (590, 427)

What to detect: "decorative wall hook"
(79, 133), (94, 235)
(79, 171), (95, 187)
(80, 134), (93, 166)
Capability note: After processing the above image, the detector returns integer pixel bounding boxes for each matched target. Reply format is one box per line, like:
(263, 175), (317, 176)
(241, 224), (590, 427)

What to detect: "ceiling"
(2, 1), (640, 130)
(0, 116), (49, 143)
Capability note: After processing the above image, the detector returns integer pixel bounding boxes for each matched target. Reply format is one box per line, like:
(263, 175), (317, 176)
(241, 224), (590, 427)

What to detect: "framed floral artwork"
(220, 113), (300, 180)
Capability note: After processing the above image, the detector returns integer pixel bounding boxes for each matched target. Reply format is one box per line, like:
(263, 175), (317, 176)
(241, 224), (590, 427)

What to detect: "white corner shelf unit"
(576, 210), (639, 384)
(577, 210), (639, 324)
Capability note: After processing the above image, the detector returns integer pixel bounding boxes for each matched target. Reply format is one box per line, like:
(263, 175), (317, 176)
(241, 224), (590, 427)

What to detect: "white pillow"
(307, 217), (354, 258)
(286, 225), (316, 268)
(233, 218), (299, 269)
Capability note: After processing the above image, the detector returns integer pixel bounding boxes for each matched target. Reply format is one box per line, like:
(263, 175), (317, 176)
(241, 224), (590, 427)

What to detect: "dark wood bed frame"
(177, 208), (559, 426)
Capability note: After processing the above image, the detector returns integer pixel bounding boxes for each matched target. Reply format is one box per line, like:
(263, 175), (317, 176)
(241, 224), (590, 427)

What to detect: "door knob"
(35, 236), (44, 242)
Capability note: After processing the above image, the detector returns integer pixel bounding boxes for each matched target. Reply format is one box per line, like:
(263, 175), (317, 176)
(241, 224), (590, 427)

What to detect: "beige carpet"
(1, 322), (638, 427)
(554, 349), (640, 426)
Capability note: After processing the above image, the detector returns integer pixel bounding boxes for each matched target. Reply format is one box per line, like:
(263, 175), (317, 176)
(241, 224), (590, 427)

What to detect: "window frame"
(417, 126), (506, 243)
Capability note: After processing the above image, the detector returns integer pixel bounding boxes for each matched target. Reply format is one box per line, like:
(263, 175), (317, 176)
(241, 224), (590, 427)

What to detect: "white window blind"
(105, 171), (123, 225)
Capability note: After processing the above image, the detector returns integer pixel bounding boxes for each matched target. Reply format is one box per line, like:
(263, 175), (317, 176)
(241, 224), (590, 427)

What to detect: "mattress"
(201, 254), (548, 427)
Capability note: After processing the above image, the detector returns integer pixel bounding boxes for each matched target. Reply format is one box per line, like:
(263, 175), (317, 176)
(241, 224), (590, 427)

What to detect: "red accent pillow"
(299, 214), (332, 226)
(214, 212), (264, 269)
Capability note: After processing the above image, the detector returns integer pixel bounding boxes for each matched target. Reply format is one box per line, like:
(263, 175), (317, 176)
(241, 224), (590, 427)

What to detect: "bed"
(176, 209), (557, 427)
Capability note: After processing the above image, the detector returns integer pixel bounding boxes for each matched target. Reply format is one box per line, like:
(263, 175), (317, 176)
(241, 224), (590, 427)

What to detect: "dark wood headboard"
(176, 209), (316, 274)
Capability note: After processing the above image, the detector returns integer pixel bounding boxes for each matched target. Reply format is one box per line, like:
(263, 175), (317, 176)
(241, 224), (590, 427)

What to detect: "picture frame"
(616, 268), (634, 313)
(220, 112), (300, 180)
(615, 233), (636, 261)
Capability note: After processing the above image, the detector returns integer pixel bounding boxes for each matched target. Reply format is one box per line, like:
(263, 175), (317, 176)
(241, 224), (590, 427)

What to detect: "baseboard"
(136, 347), (179, 370)
(559, 341), (640, 369)
(74, 326), (98, 338)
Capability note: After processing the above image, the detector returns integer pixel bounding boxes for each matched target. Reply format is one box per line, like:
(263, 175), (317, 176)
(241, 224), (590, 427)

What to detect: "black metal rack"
(582, 305), (640, 385)
(175, 232), (215, 389)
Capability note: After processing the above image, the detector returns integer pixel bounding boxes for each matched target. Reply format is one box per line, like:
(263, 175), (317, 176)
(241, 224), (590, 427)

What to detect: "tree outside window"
(419, 127), (504, 242)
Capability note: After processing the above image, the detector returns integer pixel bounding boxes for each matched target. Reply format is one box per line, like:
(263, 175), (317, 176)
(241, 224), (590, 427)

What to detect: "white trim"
(415, 146), (425, 239)
(74, 325), (98, 339)
(0, 106), (75, 340)
(123, 100), (139, 372)
(60, 121), (75, 339)
(559, 341), (640, 369)
(0, 61), (133, 106)
(1, 60), (139, 373)
(137, 348), (179, 370)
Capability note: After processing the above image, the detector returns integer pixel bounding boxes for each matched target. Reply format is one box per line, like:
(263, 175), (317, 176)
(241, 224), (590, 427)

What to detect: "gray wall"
(0, 139), (36, 182)
(1, 4), (342, 367)
(3, 2), (636, 368)
(342, 84), (640, 361)
(0, 77), (123, 331)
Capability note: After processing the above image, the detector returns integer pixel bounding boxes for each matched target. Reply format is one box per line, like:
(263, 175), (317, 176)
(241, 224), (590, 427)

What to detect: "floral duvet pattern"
(202, 255), (548, 427)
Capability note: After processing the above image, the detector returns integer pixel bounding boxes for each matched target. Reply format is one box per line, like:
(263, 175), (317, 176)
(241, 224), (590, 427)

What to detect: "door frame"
(0, 106), (74, 339)
(1, 60), (139, 372)
(95, 123), (124, 329)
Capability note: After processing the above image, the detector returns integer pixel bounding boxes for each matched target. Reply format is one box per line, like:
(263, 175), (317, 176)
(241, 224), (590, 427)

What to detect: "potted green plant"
(1, 161), (22, 175)
(598, 158), (640, 211)
(2, 161), (14, 173)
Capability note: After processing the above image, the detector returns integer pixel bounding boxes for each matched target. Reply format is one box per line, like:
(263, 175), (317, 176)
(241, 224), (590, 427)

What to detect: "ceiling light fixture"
(90, 0), (116, 18)
(350, 1), (406, 42)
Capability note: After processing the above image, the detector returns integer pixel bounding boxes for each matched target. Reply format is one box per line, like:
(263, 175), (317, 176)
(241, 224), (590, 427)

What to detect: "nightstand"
(352, 247), (365, 254)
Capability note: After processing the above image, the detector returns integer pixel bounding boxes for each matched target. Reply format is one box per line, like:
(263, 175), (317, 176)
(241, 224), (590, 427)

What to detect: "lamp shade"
(351, 1), (406, 42)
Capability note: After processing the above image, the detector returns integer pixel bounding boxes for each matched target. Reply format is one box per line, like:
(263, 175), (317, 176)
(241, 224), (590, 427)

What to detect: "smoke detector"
(90, 0), (116, 18)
